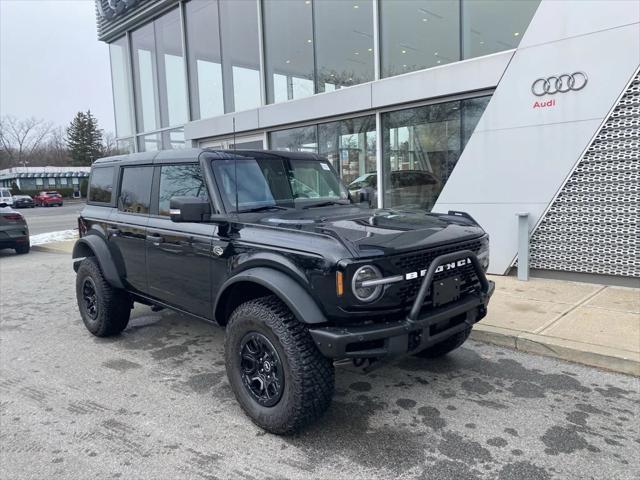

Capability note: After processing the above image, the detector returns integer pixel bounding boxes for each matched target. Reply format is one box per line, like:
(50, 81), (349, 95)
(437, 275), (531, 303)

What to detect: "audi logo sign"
(531, 72), (588, 96)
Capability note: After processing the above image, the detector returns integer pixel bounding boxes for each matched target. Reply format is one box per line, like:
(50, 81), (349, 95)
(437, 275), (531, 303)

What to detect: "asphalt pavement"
(16, 200), (85, 235)
(1, 249), (639, 480)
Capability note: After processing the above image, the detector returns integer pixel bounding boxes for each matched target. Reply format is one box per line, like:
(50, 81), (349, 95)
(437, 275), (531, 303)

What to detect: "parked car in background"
(12, 195), (35, 208)
(348, 170), (441, 209)
(0, 202), (30, 254)
(34, 191), (64, 207)
(0, 188), (13, 206)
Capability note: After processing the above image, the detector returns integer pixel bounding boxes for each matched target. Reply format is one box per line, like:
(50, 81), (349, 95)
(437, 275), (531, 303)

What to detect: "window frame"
(150, 162), (210, 218)
(117, 165), (154, 215)
(87, 166), (117, 206)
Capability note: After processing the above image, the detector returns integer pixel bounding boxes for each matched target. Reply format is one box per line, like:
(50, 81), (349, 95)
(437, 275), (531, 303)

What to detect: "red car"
(34, 191), (64, 207)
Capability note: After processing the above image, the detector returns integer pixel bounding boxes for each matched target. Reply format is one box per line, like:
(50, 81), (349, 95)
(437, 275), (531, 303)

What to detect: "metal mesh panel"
(529, 72), (640, 278)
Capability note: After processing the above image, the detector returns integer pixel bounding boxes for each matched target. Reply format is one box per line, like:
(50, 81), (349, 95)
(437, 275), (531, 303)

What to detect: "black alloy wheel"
(82, 277), (99, 321)
(239, 332), (284, 407)
(75, 257), (131, 337)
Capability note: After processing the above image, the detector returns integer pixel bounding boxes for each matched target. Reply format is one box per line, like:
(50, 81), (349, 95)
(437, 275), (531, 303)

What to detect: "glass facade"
(109, 37), (133, 137)
(318, 116), (376, 185)
(269, 115), (376, 185)
(131, 22), (159, 133)
(382, 96), (490, 210)
(269, 125), (318, 153)
(263, 0), (314, 104)
(462, 0), (541, 59)
(139, 133), (161, 152)
(314, 0), (374, 92)
(117, 138), (136, 154)
(185, 0), (224, 120)
(380, 0), (460, 77)
(220, 0), (261, 113)
(155, 9), (188, 128)
(109, 0), (536, 158)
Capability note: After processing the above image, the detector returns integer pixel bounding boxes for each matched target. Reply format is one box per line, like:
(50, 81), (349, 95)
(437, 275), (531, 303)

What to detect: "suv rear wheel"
(225, 295), (334, 435)
(413, 327), (472, 359)
(75, 257), (131, 337)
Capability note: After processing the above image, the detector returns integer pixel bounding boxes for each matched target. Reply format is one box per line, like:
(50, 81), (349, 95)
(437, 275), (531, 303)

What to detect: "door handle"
(146, 234), (164, 245)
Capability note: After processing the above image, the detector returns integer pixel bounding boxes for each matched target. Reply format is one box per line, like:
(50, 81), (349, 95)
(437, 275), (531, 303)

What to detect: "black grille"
(390, 238), (484, 306)
(391, 238), (483, 272)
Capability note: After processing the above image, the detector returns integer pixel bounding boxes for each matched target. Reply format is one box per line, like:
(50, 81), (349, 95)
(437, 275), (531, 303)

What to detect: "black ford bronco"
(73, 148), (494, 434)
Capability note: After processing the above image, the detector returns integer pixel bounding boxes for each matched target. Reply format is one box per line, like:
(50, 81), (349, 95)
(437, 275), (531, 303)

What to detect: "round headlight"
(478, 236), (490, 272)
(352, 265), (383, 302)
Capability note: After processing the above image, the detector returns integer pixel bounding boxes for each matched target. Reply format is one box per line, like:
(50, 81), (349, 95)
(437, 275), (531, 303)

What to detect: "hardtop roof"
(92, 148), (326, 166)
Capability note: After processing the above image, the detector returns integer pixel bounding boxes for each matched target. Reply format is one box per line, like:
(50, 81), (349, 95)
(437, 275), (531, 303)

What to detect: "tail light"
(2, 213), (23, 221)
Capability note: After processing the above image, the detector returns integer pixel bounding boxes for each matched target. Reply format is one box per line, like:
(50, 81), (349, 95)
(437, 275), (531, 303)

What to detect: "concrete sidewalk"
(474, 275), (640, 376)
(32, 240), (640, 375)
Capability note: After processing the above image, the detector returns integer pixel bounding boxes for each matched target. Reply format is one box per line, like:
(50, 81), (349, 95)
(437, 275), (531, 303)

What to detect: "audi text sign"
(531, 72), (587, 109)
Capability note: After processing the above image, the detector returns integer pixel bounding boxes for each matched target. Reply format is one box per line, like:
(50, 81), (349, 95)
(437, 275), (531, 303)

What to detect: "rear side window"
(88, 167), (114, 203)
(118, 166), (153, 214)
(158, 164), (208, 216)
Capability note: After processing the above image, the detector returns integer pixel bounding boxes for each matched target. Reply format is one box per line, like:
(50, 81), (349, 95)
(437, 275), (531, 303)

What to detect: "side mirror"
(170, 196), (211, 223)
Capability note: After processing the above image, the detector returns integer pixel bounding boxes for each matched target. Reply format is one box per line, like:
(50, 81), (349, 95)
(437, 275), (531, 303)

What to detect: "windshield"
(212, 156), (348, 212)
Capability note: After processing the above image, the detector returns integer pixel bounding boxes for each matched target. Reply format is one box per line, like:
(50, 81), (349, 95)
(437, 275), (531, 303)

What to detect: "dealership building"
(95, 0), (639, 284)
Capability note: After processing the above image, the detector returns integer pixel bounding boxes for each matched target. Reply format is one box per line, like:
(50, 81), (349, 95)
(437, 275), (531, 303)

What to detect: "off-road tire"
(75, 257), (131, 337)
(15, 243), (30, 254)
(225, 295), (334, 435)
(413, 327), (472, 358)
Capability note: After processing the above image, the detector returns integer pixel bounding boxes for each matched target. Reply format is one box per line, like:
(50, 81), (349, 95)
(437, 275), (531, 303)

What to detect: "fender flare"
(72, 237), (124, 289)
(214, 267), (328, 325)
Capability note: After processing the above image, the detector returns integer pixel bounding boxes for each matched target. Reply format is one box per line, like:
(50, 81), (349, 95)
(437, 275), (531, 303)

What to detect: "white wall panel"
(371, 51), (512, 109)
(185, 108), (260, 141)
(518, 0), (640, 48)
(439, 119), (603, 204)
(477, 24), (640, 132)
(184, 52), (510, 141)
(435, 0), (640, 275)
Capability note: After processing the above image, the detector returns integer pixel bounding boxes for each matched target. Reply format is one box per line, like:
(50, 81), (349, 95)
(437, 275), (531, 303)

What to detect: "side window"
(88, 167), (114, 203)
(119, 166), (153, 214)
(158, 164), (208, 216)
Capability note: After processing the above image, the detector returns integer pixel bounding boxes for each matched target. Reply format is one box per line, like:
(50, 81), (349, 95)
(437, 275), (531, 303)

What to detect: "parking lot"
(16, 201), (84, 236)
(1, 248), (638, 480)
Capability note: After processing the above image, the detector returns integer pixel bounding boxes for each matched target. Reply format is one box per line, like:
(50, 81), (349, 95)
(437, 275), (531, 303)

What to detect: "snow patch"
(30, 229), (78, 246)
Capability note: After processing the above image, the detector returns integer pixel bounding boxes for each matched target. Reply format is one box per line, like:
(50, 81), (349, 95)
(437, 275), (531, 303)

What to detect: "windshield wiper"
(302, 200), (349, 209)
(238, 205), (289, 213)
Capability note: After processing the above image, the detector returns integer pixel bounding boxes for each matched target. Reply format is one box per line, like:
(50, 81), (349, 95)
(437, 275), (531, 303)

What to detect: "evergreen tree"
(66, 111), (103, 165)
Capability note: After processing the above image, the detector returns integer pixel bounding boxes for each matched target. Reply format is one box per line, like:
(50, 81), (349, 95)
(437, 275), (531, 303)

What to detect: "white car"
(0, 188), (13, 206)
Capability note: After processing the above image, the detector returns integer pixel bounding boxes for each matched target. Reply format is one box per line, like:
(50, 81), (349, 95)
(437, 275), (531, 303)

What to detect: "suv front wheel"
(225, 295), (334, 435)
(75, 257), (131, 337)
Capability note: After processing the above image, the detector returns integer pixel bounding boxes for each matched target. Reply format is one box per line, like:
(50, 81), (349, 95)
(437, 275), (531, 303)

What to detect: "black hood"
(253, 205), (485, 258)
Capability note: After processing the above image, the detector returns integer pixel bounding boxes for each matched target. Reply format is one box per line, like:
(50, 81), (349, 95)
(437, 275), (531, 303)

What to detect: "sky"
(0, 0), (115, 133)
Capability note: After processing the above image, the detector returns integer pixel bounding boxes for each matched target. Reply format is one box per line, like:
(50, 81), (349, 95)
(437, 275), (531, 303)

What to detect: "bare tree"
(101, 131), (120, 157)
(0, 116), (53, 167)
(45, 126), (72, 165)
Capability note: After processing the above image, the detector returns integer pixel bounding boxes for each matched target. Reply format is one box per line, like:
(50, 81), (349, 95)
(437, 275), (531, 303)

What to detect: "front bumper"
(309, 250), (494, 359)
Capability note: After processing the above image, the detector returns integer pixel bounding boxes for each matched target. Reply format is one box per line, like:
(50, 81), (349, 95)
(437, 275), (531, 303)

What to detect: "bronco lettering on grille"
(404, 258), (470, 281)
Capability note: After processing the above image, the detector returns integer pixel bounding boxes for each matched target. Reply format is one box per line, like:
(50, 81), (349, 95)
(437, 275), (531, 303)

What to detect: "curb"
(471, 325), (640, 376)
